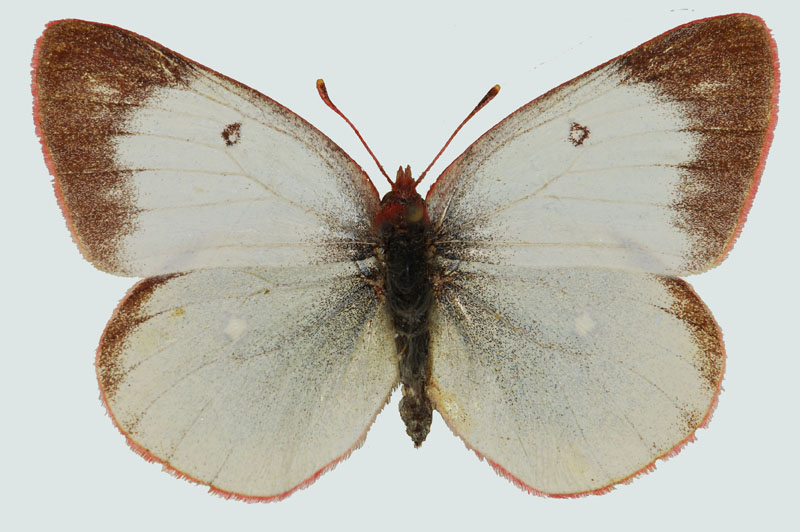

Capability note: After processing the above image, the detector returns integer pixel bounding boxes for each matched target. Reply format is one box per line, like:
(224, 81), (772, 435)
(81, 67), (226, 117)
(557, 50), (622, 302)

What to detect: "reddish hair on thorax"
(374, 166), (428, 232)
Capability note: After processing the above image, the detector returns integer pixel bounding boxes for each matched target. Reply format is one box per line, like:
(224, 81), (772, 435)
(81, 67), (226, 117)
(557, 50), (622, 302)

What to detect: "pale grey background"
(3, 0), (797, 530)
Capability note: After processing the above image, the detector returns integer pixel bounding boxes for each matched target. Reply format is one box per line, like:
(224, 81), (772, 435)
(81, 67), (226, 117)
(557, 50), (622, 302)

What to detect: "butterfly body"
(376, 166), (435, 446)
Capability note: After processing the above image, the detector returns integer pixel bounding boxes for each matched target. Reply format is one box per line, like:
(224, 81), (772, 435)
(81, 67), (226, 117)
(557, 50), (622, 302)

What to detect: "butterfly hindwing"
(33, 20), (380, 277)
(97, 261), (397, 500)
(427, 14), (777, 276)
(429, 263), (723, 496)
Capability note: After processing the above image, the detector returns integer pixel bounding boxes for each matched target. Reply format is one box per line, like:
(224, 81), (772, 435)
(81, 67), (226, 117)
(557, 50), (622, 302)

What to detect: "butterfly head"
(374, 166), (429, 234)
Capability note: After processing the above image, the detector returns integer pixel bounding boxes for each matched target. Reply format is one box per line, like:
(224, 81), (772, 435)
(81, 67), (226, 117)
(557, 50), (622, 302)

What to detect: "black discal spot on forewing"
(568, 122), (590, 146)
(222, 122), (242, 146)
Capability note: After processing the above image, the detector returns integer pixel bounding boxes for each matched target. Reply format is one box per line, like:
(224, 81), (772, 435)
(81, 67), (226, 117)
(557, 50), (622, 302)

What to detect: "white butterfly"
(32, 14), (778, 500)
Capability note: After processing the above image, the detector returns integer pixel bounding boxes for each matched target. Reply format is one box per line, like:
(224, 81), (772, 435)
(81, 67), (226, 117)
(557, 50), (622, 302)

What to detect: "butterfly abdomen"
(376, 167), (434, 446)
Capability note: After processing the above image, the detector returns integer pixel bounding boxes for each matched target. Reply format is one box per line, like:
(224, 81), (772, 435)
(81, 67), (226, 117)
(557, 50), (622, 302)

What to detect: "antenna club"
(476, 85), (501, 111)
(316, 79), (335, 109)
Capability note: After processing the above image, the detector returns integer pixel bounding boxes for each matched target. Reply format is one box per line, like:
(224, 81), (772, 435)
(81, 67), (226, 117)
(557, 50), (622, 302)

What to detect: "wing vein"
(165, 397), (215, 462)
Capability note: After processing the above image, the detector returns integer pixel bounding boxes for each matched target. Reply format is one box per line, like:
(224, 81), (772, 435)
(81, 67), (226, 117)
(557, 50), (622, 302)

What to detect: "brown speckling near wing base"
(616, 15), (778, 273)
(33, 20), (193, 274)
(97, 273), (184, 400)
(658, 276), (724, 396)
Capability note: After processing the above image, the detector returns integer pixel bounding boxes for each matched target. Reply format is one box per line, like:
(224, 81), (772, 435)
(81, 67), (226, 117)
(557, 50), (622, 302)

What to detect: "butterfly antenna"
(317, 79), (392, 186)
(416, 84), (500, 185)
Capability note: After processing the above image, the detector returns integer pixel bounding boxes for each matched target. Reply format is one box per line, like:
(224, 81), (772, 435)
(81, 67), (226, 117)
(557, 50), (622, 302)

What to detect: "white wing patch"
(429, 66), (697, 274)
(97, 261), (397, 499)
(429, 263), (723, 496)
(113, 70), (374, 274)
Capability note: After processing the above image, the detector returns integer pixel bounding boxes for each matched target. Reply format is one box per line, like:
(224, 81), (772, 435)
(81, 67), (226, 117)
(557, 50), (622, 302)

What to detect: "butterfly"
(32, 14), (778, 501)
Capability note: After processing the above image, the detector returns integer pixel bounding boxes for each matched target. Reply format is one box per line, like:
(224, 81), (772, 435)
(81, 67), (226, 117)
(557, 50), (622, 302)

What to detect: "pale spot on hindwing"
(574, 312), (596, 336)
(224, 317), (248, 341)
(565, 445), (591, 476)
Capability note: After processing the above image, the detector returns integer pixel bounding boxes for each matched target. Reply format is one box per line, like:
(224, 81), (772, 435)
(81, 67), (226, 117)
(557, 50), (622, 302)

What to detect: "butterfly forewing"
(97, 261), (397, 500)
(33, 20), (380, 277)
(427, 15), (777, 276)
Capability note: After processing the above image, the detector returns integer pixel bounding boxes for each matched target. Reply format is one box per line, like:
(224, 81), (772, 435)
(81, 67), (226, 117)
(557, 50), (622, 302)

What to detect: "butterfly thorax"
(376, 166), (434, 446)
